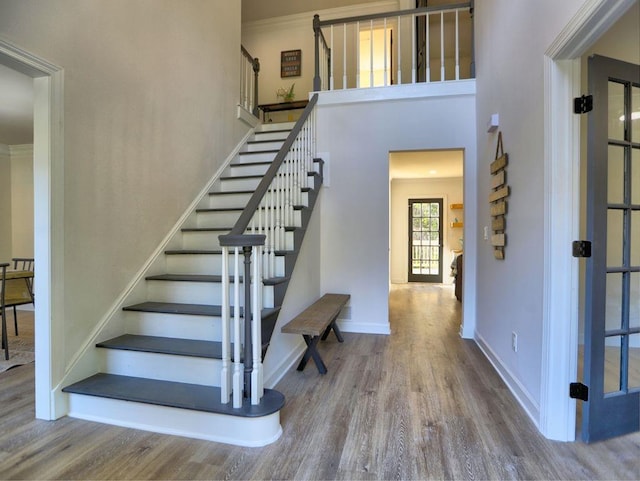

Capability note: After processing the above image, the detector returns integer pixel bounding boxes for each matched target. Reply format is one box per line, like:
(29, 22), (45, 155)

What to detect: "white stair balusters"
(219, 97), (318, 407)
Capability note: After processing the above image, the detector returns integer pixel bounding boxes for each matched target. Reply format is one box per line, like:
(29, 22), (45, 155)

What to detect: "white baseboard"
(337, 319), (391, 335)
(264, 342), (306, 389)
(475, 332), (540, 429)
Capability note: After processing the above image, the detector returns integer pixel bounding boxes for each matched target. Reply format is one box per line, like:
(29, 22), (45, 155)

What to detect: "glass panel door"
(582, 55), (640, 442)
(408, 198), (443, 283)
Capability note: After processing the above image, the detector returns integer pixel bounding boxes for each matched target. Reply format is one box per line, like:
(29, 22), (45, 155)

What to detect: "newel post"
(252, 57), (260, 117)
(242, 246), (253, 398)
(313, 14), (321, 91)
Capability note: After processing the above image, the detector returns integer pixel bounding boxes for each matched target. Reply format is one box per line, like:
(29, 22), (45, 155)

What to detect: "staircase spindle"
(219, 96), (318, 406)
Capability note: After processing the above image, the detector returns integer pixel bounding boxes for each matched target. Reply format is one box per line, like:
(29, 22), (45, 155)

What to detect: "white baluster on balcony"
(397, 16), (402, 85)
(426, 13), (431, 82)
(455, 9), (460, 80)
(232, 247), (242, 409)
(383, 18), (388, 86)
(440, 11), (445, 81)
(412, 15), (416, 83)
(343, 23), (347, 89)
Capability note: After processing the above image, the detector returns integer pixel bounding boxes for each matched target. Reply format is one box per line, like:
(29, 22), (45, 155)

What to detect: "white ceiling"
(389, 149), (463, 179)
(0, 63), (34, 146)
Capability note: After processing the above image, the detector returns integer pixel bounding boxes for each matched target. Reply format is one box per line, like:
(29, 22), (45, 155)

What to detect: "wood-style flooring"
(0, 286), (638, 480)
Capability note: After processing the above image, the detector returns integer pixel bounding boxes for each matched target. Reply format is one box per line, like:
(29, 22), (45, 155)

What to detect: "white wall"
(317, 84), (476, 335)
(0, 1), (246, 375)
(0, 144), (11, 261)
(474, 0), (594, 421)
(10, 144), (33, 258)
(390, 176), (463, 283)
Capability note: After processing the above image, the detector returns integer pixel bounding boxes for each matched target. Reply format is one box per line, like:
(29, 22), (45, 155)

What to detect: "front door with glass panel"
(582, 54), (640, 442)
(408, 198), (443, 283)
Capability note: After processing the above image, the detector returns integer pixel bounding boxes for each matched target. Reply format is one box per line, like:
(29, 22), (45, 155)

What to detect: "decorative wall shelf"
(450, 222), (463, 228)
(450, 203), (463, 210)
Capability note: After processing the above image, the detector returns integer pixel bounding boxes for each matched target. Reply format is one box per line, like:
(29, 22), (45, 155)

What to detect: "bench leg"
(297, 335), (327, 374)
(321, 319), (344, 343)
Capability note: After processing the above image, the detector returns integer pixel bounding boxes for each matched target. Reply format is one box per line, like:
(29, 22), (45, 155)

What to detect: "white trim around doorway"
(541, 0), (637, 442)
(0, 38), (64, 420)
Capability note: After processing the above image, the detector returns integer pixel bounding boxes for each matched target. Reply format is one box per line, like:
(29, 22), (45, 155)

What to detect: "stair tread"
(181, 227), (233, 232)
(239, 150), (279, 155)
(209, 190), (255, 196)
(97, 334), (223, 358)
(62, 373), (285, 417)
(196, 208), (243, 213)
(122, 301), (280, 318)
(220, 174), (263, 180)
(146, 274), (236, 282)
(164, 249), (287, 256)
(146, 274), (289, 285)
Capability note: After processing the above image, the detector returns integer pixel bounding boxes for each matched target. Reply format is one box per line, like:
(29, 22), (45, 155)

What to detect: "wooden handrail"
(219, 93), (319, 245)
(315, 3), (471, 27)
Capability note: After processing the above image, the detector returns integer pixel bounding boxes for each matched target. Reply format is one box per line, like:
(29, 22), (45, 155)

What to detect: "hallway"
(0, 285), (638, 479)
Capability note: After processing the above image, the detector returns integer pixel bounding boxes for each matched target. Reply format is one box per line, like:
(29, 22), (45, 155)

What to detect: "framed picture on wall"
(281, 49), (301, 77)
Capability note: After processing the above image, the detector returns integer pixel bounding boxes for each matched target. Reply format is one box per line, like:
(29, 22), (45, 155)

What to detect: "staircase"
(62, 117), (323, 447)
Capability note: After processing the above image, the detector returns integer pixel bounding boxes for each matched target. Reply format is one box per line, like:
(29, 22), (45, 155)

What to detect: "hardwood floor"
(1, 286), (638, 480)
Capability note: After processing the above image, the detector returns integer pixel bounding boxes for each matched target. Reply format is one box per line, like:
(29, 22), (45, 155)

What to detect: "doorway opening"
(389, 148), (464, 311)
(0, 39), (63, 420)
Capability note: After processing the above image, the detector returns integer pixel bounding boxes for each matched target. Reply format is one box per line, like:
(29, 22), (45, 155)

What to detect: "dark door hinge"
(574, 95), (593, 114)
(570, 382), (589, 401)
(572, 240), (592, 258)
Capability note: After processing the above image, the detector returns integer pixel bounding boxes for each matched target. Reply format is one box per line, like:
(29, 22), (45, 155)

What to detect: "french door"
(582, 54), (640, 442)
(408, 198), (443, 283)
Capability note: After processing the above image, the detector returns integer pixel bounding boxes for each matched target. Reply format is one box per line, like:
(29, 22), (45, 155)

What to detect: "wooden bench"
(281, 293), (349, 374)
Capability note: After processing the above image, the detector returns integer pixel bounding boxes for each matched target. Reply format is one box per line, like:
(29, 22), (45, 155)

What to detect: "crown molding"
(9, 144), (34, 156)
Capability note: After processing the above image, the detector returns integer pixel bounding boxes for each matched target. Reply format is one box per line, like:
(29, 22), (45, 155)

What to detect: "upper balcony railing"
(314, 2), (474, 92)
(240, 46), (260, 116)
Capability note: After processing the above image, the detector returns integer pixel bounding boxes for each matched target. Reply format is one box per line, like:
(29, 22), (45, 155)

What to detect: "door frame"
(541, 0), (637, 442)
(0, 39), (64, 420)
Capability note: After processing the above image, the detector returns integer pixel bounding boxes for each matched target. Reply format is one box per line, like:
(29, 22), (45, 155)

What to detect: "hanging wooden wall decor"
(489, 132), (510, 259)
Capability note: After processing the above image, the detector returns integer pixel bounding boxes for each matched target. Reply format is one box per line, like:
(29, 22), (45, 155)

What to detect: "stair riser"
(66, 394), (282, 446)
(216, 177), (261, 192)
(196, 210), (241, 227)
(166, 254), (285, 277)
(256, 121), (294, 132)
(99, 349), (223, 386)
(182, 227), (296, 252)
(234, 151), (277, 164)
(227, 162), (271, 177)
(181, 231), (227, 250)
(124, 310), (225, 341)
(146, 281), (275, 308)
(252, 131), (289, 142)
(208, 192), (253, 209)
(242, 140), (284, 152)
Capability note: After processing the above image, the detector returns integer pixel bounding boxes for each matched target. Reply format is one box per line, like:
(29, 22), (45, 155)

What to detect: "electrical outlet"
(511, 332), (518, 352)
(484, 226), (489, 240)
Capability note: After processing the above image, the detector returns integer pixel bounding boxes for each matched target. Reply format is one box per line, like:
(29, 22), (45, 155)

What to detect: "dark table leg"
(296, 335), (327, 374)
(321, 318), (344, 343)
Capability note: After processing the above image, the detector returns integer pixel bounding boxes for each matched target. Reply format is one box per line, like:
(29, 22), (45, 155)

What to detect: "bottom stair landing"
(63, 375), (285, 447)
